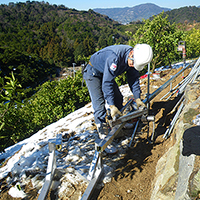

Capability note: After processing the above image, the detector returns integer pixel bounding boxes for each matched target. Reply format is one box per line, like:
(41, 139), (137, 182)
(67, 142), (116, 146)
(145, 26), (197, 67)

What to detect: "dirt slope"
(96, 67), (191, 200)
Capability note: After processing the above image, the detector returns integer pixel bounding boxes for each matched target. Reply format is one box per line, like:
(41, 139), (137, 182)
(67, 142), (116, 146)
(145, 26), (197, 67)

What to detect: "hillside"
(162, 6), (200, 23)
(0, 1), (129, 97)
(94, 3), (171, 24)
(0, 1), (128, 70)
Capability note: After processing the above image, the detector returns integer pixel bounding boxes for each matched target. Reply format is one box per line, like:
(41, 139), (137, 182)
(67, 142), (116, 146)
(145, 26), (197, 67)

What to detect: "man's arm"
(102, 56), (118, 106)
(127, 68), (146, 109)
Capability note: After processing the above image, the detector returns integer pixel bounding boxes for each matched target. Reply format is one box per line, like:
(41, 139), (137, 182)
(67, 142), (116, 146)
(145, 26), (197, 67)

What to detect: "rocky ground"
(1, 65), (198, 200)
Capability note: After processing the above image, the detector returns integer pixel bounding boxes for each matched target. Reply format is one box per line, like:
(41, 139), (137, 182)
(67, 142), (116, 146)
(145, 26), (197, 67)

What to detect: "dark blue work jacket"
(87, 45), (141, 106)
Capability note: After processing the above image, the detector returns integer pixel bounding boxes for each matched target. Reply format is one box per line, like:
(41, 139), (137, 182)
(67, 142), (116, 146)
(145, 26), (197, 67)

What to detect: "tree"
(82, 36), (95, 57)
(61, 37), (74, 67)
(74, 42), (85, 63)
(128, 12), (185, 72)
(0, 71), (90, 151)
(98, 35), (107, 49)
(185, 28), (200, 58)
(0, 72), (23, 135)
(107, 35), (115, 46)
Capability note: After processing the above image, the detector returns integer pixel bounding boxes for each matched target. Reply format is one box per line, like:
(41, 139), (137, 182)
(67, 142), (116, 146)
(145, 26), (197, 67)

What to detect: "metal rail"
(163, 59), (200, 100)
(160, 78), (185, 100)
(38, 142), (57, 200)
(162, 57), (200, 139)
(163, 101), (184, 139)
(37, 136), (62, 200)
(81, 151), (103, 200)
(178, 58), (200, 94)
(143, 60), (195, 104)
(192, 57), (200, 82)
(129, 120), (140, 147)
(112, 109), (148, 127)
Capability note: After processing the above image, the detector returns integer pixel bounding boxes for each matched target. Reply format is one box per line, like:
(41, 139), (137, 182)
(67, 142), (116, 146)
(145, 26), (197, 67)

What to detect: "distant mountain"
(94, 3), (171, 24)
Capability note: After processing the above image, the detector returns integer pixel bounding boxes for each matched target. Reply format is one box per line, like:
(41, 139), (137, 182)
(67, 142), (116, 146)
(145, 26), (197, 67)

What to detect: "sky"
(0, 0), (200, 10)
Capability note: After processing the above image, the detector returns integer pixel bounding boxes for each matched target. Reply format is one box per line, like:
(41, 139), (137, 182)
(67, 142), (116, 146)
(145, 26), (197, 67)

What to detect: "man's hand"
(135, 98), (146, 110)
(109, 105), (122, 121)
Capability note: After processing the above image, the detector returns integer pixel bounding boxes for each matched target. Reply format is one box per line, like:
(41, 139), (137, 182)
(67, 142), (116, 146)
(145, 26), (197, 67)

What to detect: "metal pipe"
(129, 120), (140, 147)
(72, 63), (76, 78)
(147, 63), (151, 111)
(38, 143), (57, 200)
(143, 61), (195, 104)
(163, 102), (184, 139)
(171, 95), (184, 113)
(121, 98), (133, 113)
(170, 76), (172, 91)
(166, 62), (200, 98)
(81, 156), (103, 200)
(178, 63), (200, 94)
(87, 151), (102, 180)
(165, 79), (185, 100)
(97, 122), (126, 152)
(150, 120), (155, 141)
(161, 78), (185, 100)
(160, 60), (199, 100)
(192, 61), (200, 82)
(112, 109), (148, 126)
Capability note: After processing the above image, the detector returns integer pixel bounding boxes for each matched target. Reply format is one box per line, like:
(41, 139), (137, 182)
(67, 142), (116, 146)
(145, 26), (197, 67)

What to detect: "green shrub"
(0, 71), (90, 151)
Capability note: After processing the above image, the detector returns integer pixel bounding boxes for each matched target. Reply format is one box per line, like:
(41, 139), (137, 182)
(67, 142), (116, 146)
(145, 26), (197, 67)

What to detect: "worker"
(83, 44), (153, 152)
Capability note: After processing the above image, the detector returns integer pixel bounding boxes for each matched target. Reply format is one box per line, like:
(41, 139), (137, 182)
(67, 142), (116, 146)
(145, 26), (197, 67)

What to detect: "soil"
(1, 66), (199, 200)
(94, 68), (187, 200)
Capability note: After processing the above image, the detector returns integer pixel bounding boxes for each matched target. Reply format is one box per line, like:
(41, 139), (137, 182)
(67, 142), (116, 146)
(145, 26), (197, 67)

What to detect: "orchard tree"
(0, 71), (90, 150)
(0, 72), (23, 143)
(128, 12), (185, 72)
(185, 28), (200, 58)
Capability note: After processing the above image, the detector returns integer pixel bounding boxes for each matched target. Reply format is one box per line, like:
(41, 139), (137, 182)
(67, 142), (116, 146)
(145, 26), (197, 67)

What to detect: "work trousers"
(83, 66), (123, 125)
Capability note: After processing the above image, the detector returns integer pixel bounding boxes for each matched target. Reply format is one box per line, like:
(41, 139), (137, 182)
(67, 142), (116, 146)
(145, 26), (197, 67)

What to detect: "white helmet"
(133, 44), (153, 71)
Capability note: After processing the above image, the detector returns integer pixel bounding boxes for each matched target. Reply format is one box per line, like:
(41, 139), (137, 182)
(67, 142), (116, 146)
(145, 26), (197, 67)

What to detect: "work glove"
(135, 98), (146, 110)
(109, 105), (122, 121)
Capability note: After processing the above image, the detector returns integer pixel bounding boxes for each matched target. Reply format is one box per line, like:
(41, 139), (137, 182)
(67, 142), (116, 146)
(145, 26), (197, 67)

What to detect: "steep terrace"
(151, 80), (200, 200)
